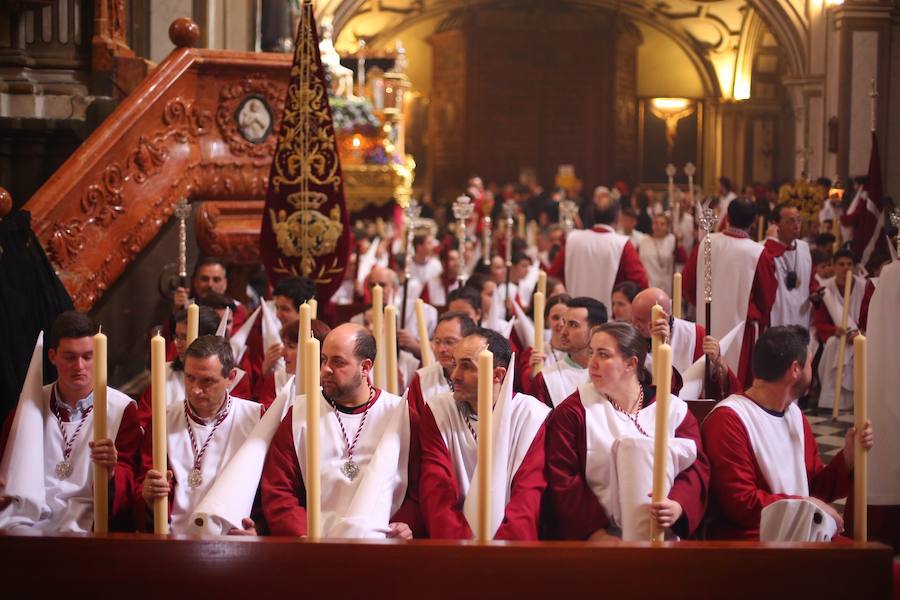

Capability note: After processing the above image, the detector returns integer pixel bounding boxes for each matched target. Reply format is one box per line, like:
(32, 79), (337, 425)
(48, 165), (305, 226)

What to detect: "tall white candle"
(476, 349), (493, 543)
(92, 327), (108, 534)
(532, 292), (545, 375)
(151, 333), (168, 535)
(415, 299), (433, 367)
(384, 305), (399, 394)
(853, 334), (867, 542)
(371, 285), (385, 389)
(651, 344), (673, 542)
(186, 302), (199, 347)
(305, 336), (321, 540)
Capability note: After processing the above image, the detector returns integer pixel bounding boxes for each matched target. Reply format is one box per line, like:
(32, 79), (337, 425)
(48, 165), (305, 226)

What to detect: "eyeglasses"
(432, 338), (460, 348)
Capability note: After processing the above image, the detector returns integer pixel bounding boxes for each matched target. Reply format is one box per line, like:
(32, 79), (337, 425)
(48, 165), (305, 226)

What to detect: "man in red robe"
(0, 311), (140, 531)
(630, 288), (740, 399)
(418, 328), (548, 540)
(702, 326), (873, 540)
(261, 323), (423, 538)
(405, 312), (477, 414)
(546, 193), (648, 307)
(683, 198), (777, 388)
(531, 297), (606, 408)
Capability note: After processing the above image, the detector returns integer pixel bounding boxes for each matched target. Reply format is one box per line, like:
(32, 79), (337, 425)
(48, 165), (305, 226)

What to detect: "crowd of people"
(1, 170), (897, 552)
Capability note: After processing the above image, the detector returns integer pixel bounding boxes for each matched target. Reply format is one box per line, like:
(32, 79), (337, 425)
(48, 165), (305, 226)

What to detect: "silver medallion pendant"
(341, 459), (359, 481)
(55, 458), (73, 480)
(188, 468), (203, 489)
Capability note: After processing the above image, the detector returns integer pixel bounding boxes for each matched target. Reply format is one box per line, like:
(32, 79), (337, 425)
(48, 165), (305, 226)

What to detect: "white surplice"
(565, 225), (629, 309)
(770, 239), (813, 327)
(540, 357), (588, 407)
(0, 363), (134, 532)
(292, 390), (410, 538)
(638, 234), (678, 296)
(696, 232), (763, 374)
(865, 261), (900, 504)
(817, 274), (865, 410)
(166, 397), (261, 534)
(580, 383), (696, 540)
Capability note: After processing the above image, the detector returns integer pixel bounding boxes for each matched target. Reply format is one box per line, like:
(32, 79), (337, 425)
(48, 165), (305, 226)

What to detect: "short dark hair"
(752, 326), (810, 382)
(437, 311), (477, 337)
(464, 272), (490, 292)
(192, 256), (227, 278)
(771, 202), (796, 223)
(718, 177), (734, 192)
(470, 327), (512, 370)
(594, 199), (620, 225)
(413, 233), (430, 250)
(49, 311), (97, 349)
(353, 328), (377, 363)
(815, 233), (836, 246)
(511, 251), (531, 266)
(727, 197), (757, 229)
(185, 335), (235, 376)
(834, 248), (856, 263)
(173, 306), (220, 336)
(566, 296), (608, 328)
(448, 286), (482, 314)
(198, 292), (236, 311)
(810, 248), (833, 266)
(273, 276), (317, 310)
(612, 281), (642, 303)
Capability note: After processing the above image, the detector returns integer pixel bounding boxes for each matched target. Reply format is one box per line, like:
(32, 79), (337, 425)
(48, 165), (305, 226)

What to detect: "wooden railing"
(0, 532), (893, 598)
(23, 21), (291, 311)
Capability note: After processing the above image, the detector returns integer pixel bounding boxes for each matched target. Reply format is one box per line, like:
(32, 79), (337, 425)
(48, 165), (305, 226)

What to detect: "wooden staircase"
(23, 20), (291, 311)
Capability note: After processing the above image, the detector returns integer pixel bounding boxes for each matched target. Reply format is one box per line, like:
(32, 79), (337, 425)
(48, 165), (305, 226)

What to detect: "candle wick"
(98, 324), (103, 334)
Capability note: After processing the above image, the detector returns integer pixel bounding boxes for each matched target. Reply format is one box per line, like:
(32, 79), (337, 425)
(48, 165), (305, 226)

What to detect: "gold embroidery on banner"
(269, 191), (343, 278)
(270, 14), (341, 194)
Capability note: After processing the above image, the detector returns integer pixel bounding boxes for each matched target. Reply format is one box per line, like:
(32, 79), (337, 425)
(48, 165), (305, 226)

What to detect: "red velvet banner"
(260, 2), (350, 299)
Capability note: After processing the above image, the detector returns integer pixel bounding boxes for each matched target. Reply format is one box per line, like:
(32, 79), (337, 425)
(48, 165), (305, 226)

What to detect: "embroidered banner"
(260, 1), (350, 298)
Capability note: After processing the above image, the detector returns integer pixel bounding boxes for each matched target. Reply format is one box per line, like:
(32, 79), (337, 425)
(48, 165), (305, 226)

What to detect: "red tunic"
(417, 402), (547, 540)
(702, 406), (851, 540)
(0, 399), (142, 532)
(261, 397), (425, 537)
(858, 279), (876, 332)
(546, 228), (650, 290)
(544, 387), (709, 540)
(682, 232), (778, 388)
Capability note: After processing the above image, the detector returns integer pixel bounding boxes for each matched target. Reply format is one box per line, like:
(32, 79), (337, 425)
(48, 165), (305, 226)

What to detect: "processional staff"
(452, 195), (474, 287)
(482, 216), (492, 267)
(503, 199), (517, 319)
(174, 198), (191, 291)
(666, 163), (678, 231)
(697, 202), (715, 399)
(890, 209), (900, 257)
(400, 199), (421, 327)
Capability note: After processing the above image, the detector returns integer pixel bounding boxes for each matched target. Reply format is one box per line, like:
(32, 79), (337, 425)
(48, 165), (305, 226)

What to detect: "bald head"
(369, 266), (397, 289)
(631, 288), (672, 337)
(326, 323), (376, 363)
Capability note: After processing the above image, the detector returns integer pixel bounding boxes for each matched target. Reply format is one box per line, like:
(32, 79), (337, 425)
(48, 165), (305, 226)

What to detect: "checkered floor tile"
(804, 408), (855, 511)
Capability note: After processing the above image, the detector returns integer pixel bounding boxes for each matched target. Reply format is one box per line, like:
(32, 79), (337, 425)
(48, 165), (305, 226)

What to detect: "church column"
(701, 97), (722, 195)
(831, 1), (893, 187)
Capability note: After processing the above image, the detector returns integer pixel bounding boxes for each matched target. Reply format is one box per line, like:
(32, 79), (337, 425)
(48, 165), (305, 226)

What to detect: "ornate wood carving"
(216, 73), (286, 158)
(24, 46), (402, 310)
(23, 48), (294, 311)
(196, 200), (264, 264)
